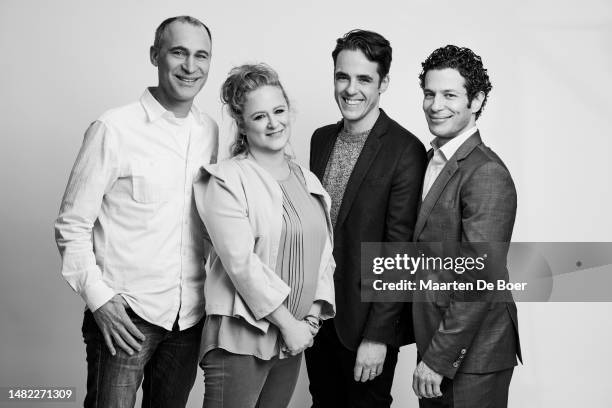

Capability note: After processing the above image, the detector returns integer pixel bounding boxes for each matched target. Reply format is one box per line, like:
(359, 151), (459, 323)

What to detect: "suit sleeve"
(362, 139), (427, 344)
(421, 161), (517, 379)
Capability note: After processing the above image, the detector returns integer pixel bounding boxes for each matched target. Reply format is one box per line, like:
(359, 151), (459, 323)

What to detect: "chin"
(177, 90), (200, 102)
(341, 110), (364, 122)
(273, 144), (289, 153)
(428, 124), (448, 137)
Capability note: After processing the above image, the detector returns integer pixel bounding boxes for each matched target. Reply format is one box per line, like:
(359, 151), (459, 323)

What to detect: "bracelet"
(304, 318), (319, 331)
(304, 314), (322, 330)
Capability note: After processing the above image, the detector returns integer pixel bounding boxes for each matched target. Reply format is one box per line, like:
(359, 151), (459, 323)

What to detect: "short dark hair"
(153, 16), (211, 50)
(332, 29), (392, 80)
(419, 45), (492, 120)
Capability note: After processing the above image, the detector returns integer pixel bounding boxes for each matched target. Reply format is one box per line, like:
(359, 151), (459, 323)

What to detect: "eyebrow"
(249, 105), (288, 117)
(334, 71), (374, 81)
(423, 87), (463, 93)
(168, 45), (210, 57)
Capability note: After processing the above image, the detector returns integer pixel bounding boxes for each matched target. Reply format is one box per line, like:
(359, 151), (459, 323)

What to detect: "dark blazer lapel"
(312, 121), (342, 180)
(413, 132), (483, 239)
(334, 110), (389, 232)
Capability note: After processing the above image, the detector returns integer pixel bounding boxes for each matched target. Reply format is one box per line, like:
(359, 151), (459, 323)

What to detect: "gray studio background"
(1, 0), (611, 407)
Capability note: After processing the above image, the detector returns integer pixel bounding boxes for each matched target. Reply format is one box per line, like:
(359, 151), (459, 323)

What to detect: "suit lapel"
(413, 132), (483, 239)
(413, 160), (459, 239)
(334, 110), (389, 231)
(312, 121), (342, 180)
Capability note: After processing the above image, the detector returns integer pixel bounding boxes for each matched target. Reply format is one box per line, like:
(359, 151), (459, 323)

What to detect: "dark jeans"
(200, 348), (302, 408)
(305, 319), (399, 408)
(82, 309), (203, 408)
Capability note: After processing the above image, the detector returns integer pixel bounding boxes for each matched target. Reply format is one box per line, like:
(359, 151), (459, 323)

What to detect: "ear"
(470, 91), (485, 116)
(379, 74), (390, 94)
(150, 46), (159, 67)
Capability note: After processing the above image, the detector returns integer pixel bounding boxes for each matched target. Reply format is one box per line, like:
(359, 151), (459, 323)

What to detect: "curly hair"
(419, 45), (492, 120)
(220, 63), (290, 157)
(332, 29), (392, 81)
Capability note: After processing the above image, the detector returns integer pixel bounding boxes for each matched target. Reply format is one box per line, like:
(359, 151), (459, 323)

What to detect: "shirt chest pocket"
(130, 160), (174, 203)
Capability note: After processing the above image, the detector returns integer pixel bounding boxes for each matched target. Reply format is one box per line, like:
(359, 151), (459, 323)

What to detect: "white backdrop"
(1, 0), (611, 407)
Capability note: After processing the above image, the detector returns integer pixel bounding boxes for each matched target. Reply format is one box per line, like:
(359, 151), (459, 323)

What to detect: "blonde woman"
(194, 64), (335, 408)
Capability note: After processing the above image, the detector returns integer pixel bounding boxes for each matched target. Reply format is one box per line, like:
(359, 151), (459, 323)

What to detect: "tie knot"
(432, 149), (446, 165)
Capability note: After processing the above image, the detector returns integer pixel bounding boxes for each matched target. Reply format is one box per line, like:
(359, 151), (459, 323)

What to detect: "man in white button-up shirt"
(55, 16), (218, 407)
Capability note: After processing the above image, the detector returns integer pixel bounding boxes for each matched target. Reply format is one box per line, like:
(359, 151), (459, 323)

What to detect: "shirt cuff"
(82, 280), (116, 312)
(314, 299), (335, 320)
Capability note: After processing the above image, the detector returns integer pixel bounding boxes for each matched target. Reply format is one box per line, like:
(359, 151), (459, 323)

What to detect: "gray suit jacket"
(412, 131), (521, 379)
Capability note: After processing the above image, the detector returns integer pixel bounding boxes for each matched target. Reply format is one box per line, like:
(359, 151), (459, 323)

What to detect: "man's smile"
(175, 74), (201, 84)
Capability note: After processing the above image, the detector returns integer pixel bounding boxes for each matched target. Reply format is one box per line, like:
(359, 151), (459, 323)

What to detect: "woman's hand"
(279, 319), (314, 355)
(266, 304), (314, 355)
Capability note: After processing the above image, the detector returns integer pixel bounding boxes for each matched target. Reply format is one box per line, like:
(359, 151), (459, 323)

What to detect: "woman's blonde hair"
(220, 63), (290, 157)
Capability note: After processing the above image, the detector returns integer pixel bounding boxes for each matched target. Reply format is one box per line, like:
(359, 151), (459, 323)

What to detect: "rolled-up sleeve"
(194, 169), (290, 320)
(314, 249), (336, 320)
(54, 121), (118, 311)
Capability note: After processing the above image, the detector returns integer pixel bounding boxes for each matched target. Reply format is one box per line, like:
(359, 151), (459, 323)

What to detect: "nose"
(345, 78), (357, 95)
(267, 114), (279, 129)
(182, 56), (196, 74)
(430, 94), (444, 111)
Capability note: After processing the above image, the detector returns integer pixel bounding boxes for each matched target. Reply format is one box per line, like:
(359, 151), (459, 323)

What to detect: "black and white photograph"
(1, 0), (611, 407)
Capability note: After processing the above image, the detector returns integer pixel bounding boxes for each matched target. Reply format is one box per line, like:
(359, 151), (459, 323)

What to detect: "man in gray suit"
(411, 45), (521, 407)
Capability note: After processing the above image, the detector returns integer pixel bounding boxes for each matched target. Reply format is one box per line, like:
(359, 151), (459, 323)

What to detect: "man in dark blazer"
(305, 29), (427, 408)
(411, 45), (521, 407)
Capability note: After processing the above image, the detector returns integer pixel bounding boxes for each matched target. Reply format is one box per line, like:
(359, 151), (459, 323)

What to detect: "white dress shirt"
(55, 89), (218, 330)
(422, 126), (478, 200)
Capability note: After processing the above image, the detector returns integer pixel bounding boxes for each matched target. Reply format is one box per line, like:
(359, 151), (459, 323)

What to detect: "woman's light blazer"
(193, 157), (335, 333)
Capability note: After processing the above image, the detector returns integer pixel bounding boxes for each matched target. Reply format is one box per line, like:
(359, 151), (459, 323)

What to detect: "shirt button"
(460, 349), (467, 354)
(453, 362), (459, 368)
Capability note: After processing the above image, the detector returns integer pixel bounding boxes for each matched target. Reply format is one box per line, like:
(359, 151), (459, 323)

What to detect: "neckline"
(338, 127), (372, 142)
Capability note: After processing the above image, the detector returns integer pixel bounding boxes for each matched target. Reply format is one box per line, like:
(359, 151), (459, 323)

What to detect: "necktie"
(421, 149), (446, 200)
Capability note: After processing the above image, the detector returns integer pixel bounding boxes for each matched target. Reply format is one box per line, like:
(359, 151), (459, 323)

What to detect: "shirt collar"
(140, 88), (202, 125)
(431, 126), (478, 161)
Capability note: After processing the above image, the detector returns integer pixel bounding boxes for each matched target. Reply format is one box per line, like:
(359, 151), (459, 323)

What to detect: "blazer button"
(453, 362), (459, 368)
(460, 348), (467, 354)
